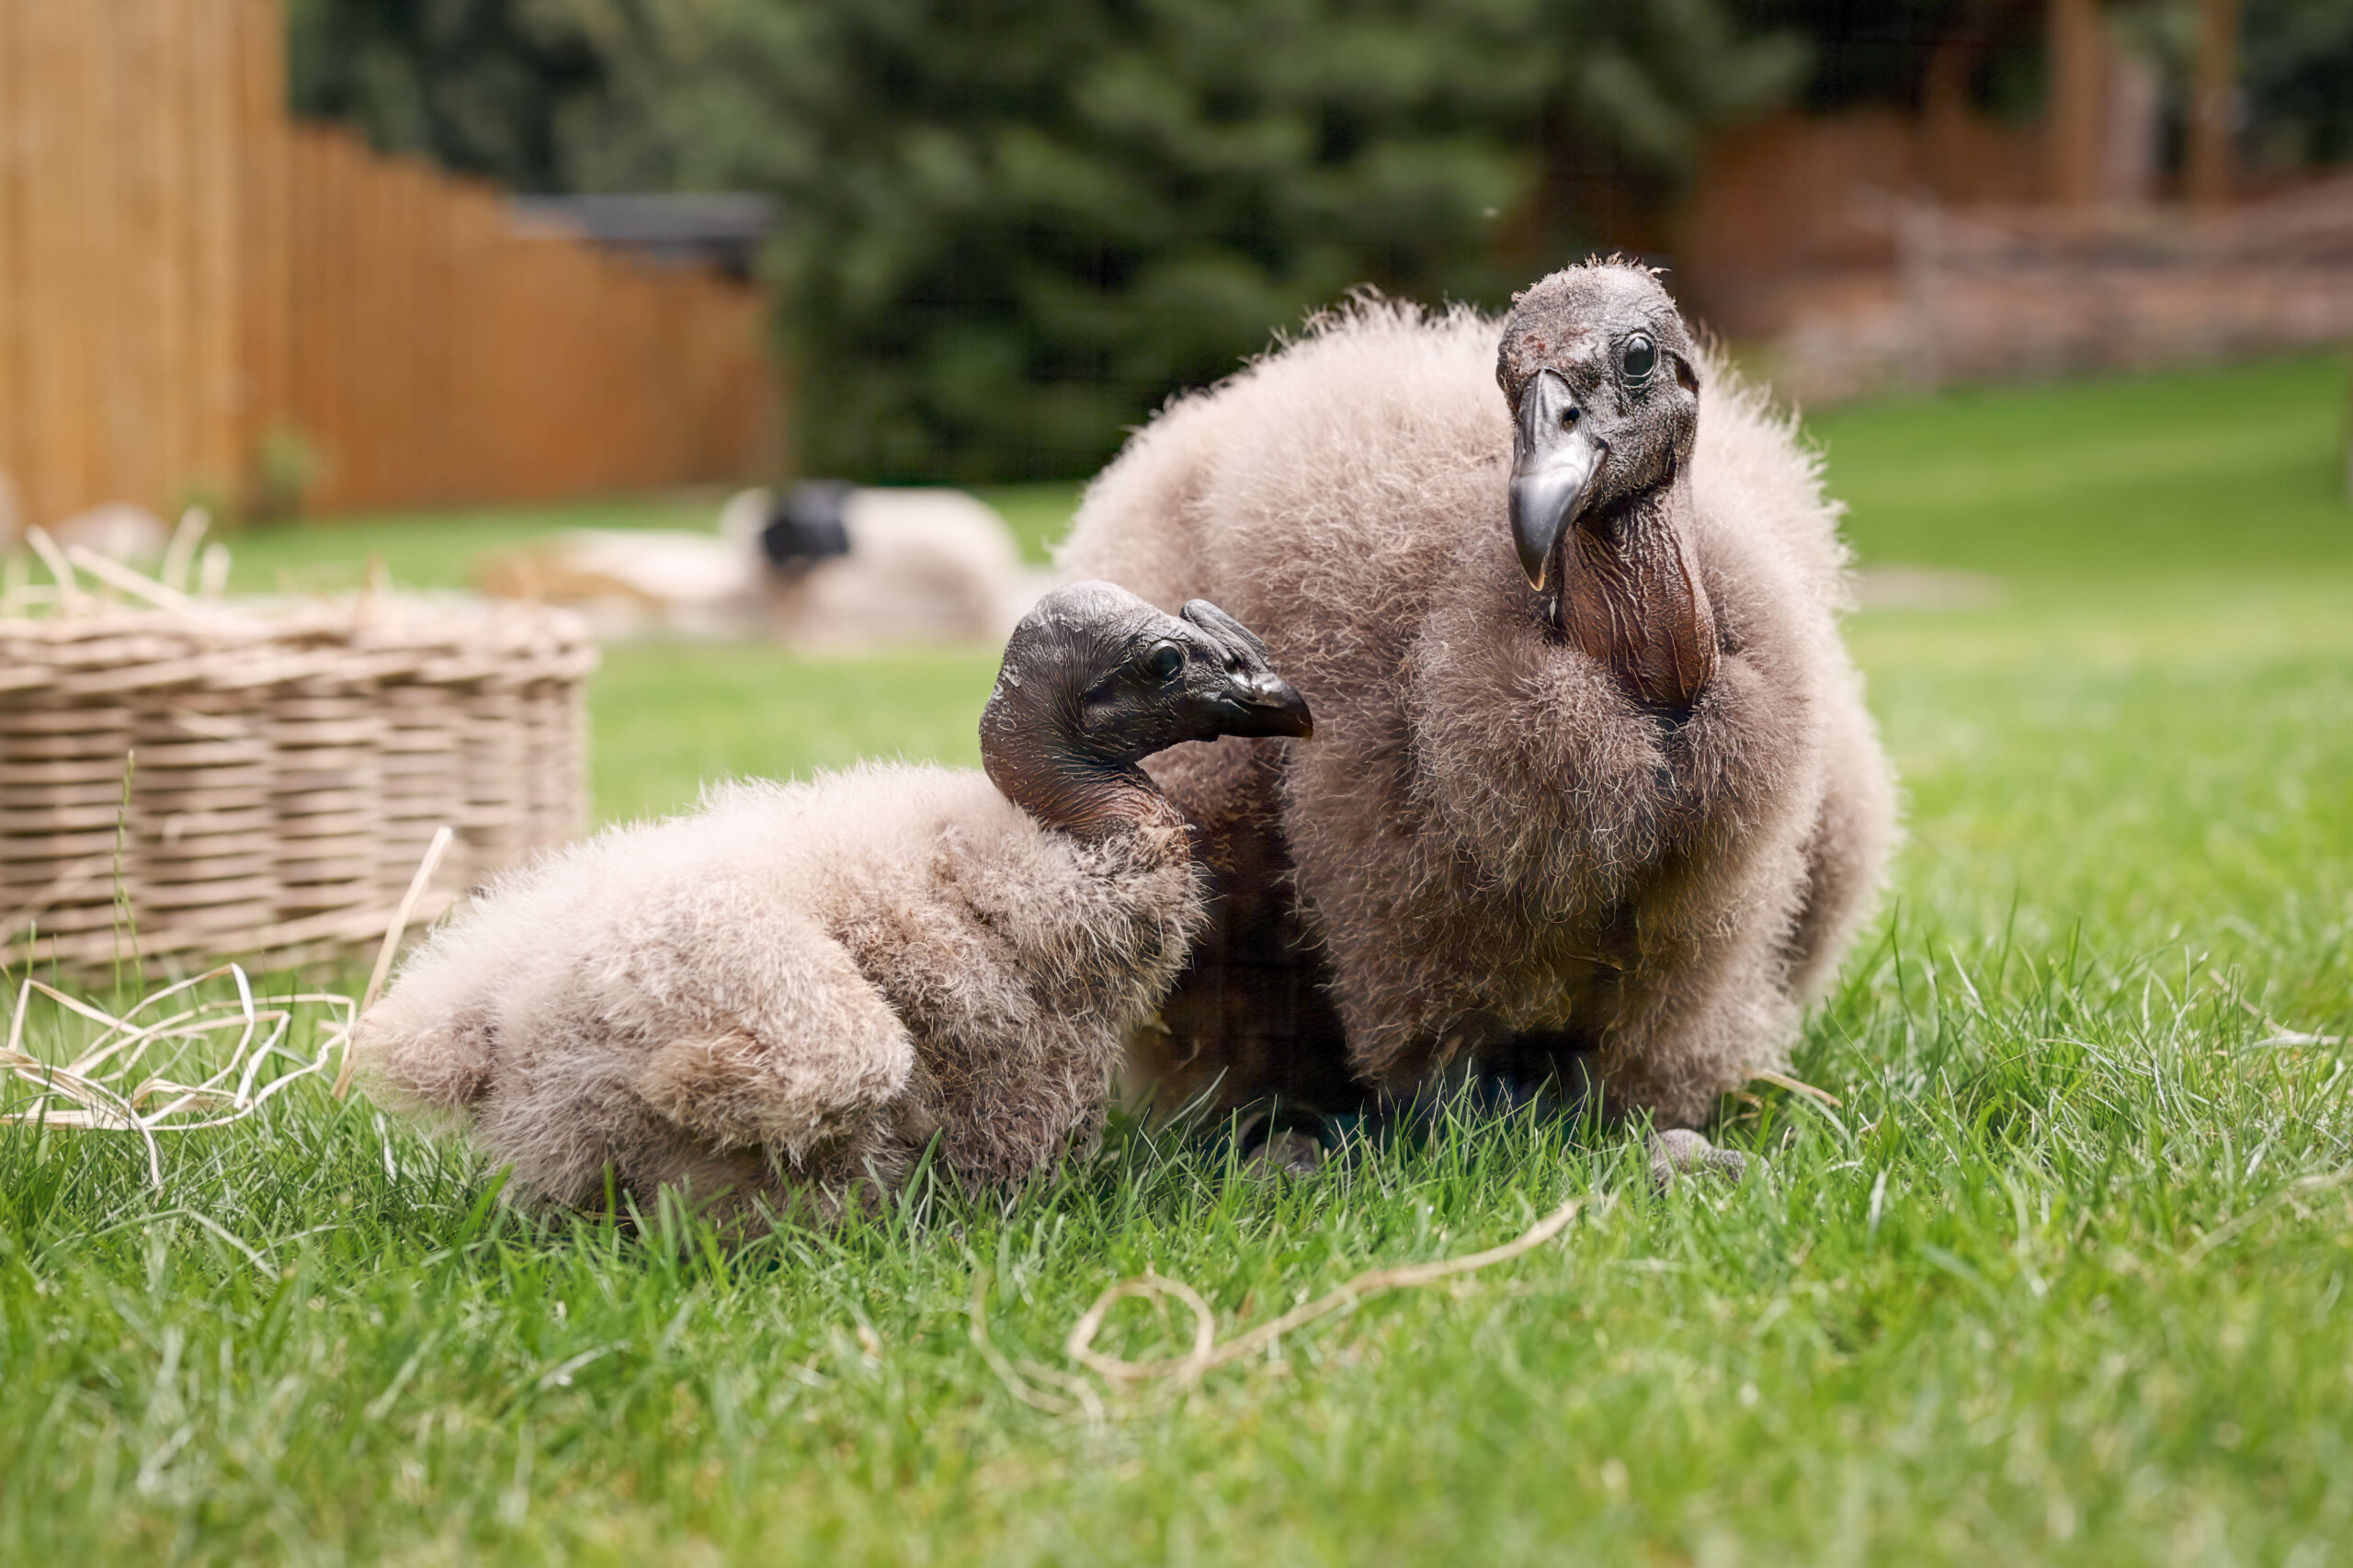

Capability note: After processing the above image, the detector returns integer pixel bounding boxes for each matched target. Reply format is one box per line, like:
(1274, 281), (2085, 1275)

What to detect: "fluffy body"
(1062, 290), (1898, 1127)
(763, 486), (1048, 648)
(358, 763), (1205, 1223)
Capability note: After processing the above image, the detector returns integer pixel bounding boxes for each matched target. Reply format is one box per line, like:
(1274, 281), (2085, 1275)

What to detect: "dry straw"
(2, 515), (593, 976)
(1, 825), (453, 1187)
(0, 962), (354, 1188)
(971, 1192), (1608, 1424)
(1064, 1191), (1597, 1386)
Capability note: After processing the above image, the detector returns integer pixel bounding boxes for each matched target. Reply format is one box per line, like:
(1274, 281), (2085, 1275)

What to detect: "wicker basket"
(1, 574), (594, 973)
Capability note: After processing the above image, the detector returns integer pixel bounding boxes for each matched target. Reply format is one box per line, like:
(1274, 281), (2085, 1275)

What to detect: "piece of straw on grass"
(1062, 1191), (1601, 1390)
(1, 827), (454, 1187)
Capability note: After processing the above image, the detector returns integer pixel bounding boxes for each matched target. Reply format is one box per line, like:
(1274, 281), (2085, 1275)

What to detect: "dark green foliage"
(287, 0), (607, 191)
(574, 0), (1802, 481)
(292, 0), (1803, 481)
(1733, 0), (1970, 108)
(1738, 0), (2353, 170)
(2244, 0), (2353, 168)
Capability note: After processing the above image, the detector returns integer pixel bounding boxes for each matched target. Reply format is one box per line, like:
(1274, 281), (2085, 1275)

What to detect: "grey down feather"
(356, 581), (1312, 1228)
(1060, 262), (1900, 1129)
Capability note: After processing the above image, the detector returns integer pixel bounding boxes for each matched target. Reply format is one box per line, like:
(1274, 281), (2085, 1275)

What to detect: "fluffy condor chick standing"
(357, 583), (1313, 1230)
(1061, 261), (1897, 1149)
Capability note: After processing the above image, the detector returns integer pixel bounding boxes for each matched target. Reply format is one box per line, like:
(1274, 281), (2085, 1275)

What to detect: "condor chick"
(357, 583), (1311, 1228)
(1061, 262), (1897, 1135)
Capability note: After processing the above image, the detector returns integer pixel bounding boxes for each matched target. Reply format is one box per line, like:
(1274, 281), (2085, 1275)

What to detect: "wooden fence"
(1759, 176), (2353, 405)
(0, 0), (776, 528)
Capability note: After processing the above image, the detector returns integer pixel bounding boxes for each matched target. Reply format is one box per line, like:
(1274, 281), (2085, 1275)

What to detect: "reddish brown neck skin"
(1554, 475), (1720, 713)
(983, 737), (1185, 844)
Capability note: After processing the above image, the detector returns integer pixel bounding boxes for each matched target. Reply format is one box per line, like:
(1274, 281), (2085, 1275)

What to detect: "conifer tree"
(561, 0), (1802, 479)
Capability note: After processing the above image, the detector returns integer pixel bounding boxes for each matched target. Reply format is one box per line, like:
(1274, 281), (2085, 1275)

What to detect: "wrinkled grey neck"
(1553, 465), (1720, 714)
(980, 676), (1177, 843)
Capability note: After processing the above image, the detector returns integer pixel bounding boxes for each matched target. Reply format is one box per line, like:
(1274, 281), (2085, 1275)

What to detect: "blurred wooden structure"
(1764, 178), (2353, 403)
(1665, 0), (2330, 403)
(0, 0), (776, 529)
(1679, 109), (2048, 346)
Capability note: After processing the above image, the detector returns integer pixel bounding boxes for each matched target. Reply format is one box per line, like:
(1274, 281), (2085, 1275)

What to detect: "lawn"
(5, 354), (2352, 1565)
(219, 482), (1081, 597)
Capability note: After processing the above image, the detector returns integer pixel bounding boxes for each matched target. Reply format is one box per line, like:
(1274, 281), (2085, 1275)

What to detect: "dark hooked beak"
(1180, 598), (1314, 739)
(1215, 669), (1314, 739)
(1508, 369), (1606, 592)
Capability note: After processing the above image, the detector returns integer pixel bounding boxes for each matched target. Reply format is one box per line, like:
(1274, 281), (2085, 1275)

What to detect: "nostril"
(1562, 407), (1580, 429)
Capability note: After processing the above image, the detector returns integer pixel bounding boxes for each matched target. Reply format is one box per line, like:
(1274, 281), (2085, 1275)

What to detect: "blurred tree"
(288, 0), (607, 191)
(290, 3), (2353, 479)
(1733, 0), (1977, 107)
(1737, 1), (2353, 172)
(535, 0), (1802, 481)
(2241, 0), (2353, 169)
(293, 0), (1802, 480)
(2080, 0), (2353, 184)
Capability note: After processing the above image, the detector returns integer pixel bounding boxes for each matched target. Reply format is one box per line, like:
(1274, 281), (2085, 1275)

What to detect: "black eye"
(1145, 642), (1183, 682)
(1621, 334), (1656, 381)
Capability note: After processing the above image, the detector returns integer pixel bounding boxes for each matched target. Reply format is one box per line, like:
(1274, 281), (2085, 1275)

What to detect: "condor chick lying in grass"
(1063, 262), (1897, 1166)
(358, 583), (1312, 1229)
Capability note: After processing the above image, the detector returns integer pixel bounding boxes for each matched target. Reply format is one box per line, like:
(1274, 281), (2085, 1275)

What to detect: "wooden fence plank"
(234, 0), (293, 508)
(0, 0), (25, 511)
(0, 0), (776, 526)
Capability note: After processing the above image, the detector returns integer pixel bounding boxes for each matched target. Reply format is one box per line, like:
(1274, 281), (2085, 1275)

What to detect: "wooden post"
(2045, 0), (2107, 209)
(2186, 0), (2240, 210)
(1900, 202), (1943, 391)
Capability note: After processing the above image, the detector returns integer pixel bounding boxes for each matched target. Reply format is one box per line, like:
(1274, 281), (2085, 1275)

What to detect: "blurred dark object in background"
(2243, 0), (2353, 169)
(760, 482), (855, 571)
(288, 0), (605, 192)
(507, 194), (774, 280)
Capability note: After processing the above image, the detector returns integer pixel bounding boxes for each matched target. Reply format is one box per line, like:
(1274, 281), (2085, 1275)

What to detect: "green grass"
(223, 483), (1081, 597)
(223, 496), (719, 596)
(976, 482), (1087, 565)
(592, 645), (997, 824)
(1816, 353), (2352, 577)
(6, 355), (2353, 1564)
